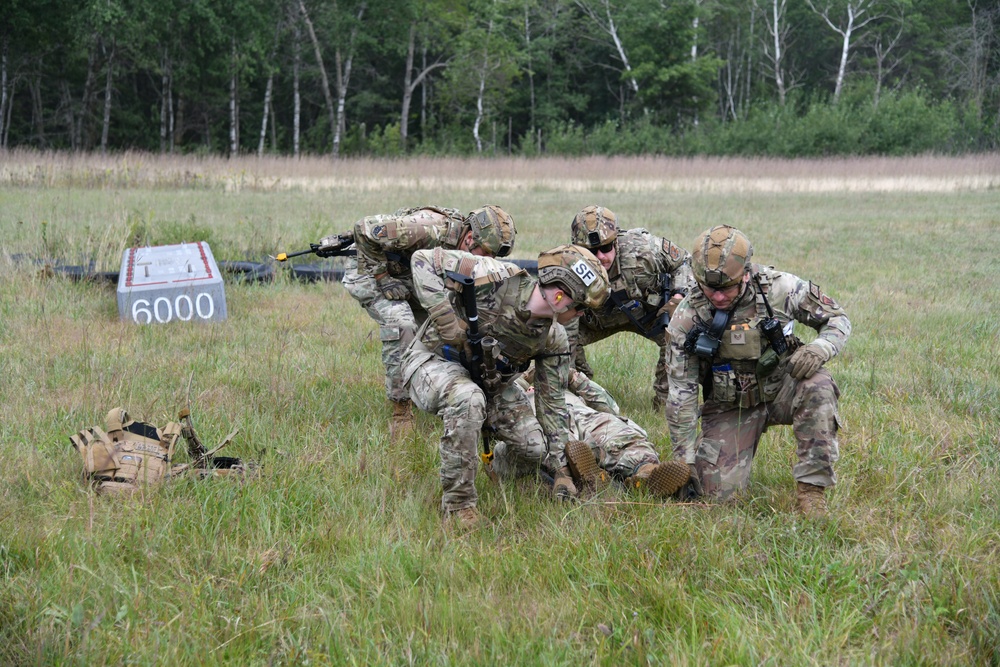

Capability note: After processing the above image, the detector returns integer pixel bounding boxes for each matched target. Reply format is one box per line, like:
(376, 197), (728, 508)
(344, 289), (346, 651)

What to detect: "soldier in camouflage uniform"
(400, 244), (610, 528)
(491, 370), (691, 498)
(566, 205), (694, 411)
(665, 225), (851, 517)
(318, 205), (515, 440)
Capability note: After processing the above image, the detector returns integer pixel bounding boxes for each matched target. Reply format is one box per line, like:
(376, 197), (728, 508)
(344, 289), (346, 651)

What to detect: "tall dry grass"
(1, 149), (998, 193)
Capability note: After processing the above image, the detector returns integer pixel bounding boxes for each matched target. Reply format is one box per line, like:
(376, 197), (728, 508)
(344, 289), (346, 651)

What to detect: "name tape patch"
(571, 259), (598, 286)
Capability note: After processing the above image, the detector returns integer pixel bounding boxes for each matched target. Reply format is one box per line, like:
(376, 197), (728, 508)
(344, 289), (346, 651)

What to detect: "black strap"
(385, 250), (410, 267)
(707, 308), (731, 340)
(608, 290), (657, 338)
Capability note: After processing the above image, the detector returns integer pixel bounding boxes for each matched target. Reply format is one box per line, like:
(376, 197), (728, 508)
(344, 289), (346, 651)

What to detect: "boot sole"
(565, 440), (609, 492)
(646, 461), (690, 498)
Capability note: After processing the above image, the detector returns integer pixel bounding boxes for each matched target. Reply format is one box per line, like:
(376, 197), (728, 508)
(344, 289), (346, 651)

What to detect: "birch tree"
(574, 0), (639, 94)
(258, 17), (285, 156)
(805, 0), (889, 102)
(941, 0), (999, 122)
(713, 1), (756, 120)
(757, 0), (795, 105)
(400, 21), (450, 149)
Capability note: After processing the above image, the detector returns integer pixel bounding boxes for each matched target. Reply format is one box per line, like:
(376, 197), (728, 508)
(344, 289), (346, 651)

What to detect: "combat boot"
(796, 482), (828, 518)
(552, 467), (579, 501)
(565, 440), (609, 493)
(445, 507), (482, 530)
(389, 399), (415, 441)
(627, 461), (690, 499)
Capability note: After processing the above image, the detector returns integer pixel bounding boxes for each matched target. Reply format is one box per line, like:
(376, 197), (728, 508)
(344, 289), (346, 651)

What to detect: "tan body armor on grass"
(70, 408), (246, 493)
(70, 408), (181, 494)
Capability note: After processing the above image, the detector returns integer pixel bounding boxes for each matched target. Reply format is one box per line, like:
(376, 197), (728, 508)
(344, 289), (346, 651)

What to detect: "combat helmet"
(691, 225), (753, 288)
(466, 205), (516, 257)
(537, 244), (610, 309)
(570, 205), (619, 250)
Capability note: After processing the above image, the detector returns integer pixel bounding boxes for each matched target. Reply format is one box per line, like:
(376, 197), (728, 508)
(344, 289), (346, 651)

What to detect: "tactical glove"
(657, 293), (684, 320)
(375, 273), (411, 301)
(687, 464), (703, 496)
(788, 342), (830, 380)
(427, 301), (468, 346)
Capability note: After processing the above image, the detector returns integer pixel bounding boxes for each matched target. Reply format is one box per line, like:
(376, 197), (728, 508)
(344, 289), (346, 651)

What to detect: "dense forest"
(1, 0), (997, 157)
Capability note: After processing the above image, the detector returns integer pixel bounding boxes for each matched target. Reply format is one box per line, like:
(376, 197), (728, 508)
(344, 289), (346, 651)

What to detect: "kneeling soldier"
(320, 205), (516, 440)
(401, 245), (609, 528)
(666, 225), (851, 517)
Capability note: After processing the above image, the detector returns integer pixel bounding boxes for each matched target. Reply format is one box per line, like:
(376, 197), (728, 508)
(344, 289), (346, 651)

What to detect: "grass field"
(1, 152), (998, 665)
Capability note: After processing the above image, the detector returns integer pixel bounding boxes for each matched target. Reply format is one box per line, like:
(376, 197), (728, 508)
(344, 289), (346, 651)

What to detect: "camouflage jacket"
(409, 247), (573, 452)
(572, 228), (694, 338)
(353, 206), (466, 282)
(522, 366), (621, 416)
(665, 265), (851, 463)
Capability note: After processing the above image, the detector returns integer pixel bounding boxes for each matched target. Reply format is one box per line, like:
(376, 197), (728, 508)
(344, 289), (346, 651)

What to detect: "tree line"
(1, 0), (997, 158)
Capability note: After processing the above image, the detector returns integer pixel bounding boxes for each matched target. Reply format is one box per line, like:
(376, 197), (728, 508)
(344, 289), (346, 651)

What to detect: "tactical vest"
(591, 230), (665, 334)
(702, 269), (793, 408)
(70, 418), (181, 494)
(428, 248), (540, 380)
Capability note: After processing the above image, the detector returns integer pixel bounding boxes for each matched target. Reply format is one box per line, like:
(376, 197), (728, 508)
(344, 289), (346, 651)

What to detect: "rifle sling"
(608, 290), (657, 338)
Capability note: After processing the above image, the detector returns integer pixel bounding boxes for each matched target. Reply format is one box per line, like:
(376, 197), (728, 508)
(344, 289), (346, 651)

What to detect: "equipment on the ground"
(69, 407), (250, 493)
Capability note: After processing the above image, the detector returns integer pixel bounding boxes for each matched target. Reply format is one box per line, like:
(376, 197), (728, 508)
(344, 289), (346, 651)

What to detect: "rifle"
(446, 271), (501, 480)
(174, 407), (243, 477)
(647, 272), (676, 339)
(272, 232), (356, 262)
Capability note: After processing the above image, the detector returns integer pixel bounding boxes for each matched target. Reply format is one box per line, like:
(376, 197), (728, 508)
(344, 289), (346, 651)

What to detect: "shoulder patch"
(663, 240), (680, 261)
(371, 224), (387, 239)
(808, 280), (838, 307)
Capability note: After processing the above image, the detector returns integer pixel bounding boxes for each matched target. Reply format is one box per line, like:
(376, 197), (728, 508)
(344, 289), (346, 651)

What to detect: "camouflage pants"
(403, 351), (554, 512)
(574, 323), (669, 408)
(694, 369), (841, 500)
(341, 262), (426, 403)
(492, 389), (659, 480)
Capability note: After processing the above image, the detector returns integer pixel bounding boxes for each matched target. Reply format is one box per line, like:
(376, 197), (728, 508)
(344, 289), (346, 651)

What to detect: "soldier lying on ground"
(665, 225), (852, 517)
(400, 245), (610, 529)
(490, 369), (690, 498)
(565, 205), (694, 412)
(316, 205), (516, 441)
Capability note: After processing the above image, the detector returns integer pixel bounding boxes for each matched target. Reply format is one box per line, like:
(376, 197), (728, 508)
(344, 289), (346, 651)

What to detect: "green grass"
(1, 155), (999, 665)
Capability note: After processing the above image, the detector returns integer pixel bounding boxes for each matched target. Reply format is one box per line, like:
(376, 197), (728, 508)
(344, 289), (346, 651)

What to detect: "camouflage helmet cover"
(466, 205), (516, 257)
(691, 225), (753, 288)
(536, 244), (610, 310)
(570, 205), (619, 249)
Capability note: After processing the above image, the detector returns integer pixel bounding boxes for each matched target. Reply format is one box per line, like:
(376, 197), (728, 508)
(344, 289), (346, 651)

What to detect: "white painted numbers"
(130, 293), (216, 324)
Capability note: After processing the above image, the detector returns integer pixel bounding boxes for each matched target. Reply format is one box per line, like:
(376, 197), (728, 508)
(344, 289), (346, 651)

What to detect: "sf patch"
(664, 240), (681, 261)
(371, 224), (388, 238)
